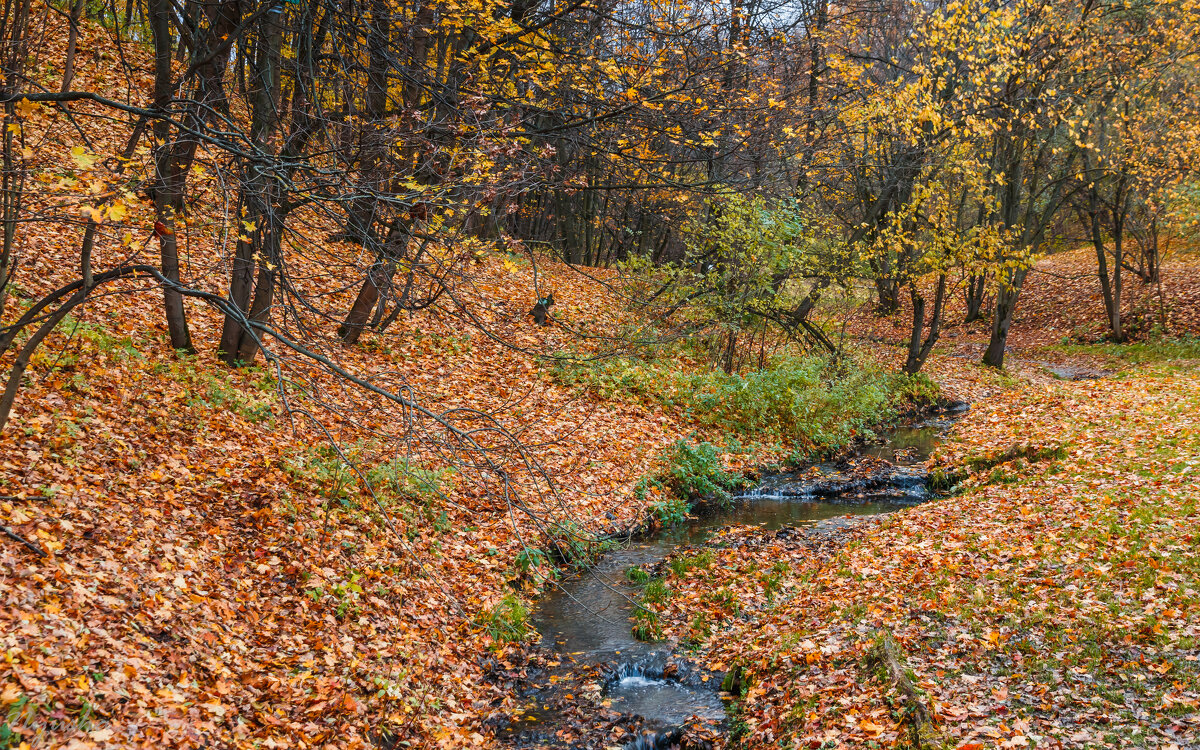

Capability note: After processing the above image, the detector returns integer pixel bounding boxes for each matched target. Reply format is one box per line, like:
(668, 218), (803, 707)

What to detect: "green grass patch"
(669, 549), (716, 577)
(625, 565), (651, 583)
(1050, 335), (1200, 364)
(632, 577), (673, 641)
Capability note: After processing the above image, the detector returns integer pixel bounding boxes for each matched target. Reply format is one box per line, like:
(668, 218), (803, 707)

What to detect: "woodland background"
(0, 0), (1198, 747)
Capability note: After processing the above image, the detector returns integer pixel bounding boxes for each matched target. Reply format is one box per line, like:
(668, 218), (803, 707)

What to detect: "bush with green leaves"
(667, 439), (746, 506)
(362, 457), (448, 503)
(632, 439), (746, 529)
(635, 473), (690, 525)
(285, 446), (450, 508)
(515, 546), (549, 574)
(887, 372), (942, 412)
(649, 495), (690, 526)
(684, 356), (895, 451)
(554, 351), (911, 454)
(680, 194), (819, 331)
(478, 594), (531, 645)
(617, 193), (846, 368)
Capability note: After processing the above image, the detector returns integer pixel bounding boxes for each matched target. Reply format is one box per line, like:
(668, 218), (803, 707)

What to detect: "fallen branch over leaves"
(1, 524), (46, 557)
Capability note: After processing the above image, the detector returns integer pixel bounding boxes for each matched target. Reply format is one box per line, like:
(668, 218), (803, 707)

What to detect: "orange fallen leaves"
(641, 351), (1200, 748)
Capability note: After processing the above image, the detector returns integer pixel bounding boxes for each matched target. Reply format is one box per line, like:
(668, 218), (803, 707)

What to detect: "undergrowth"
(478, 595), (532, 645)
(632, 577), (672, 641)
(636, 439), (748, 526)
(1050, 334), (1200, 364)
(552, 350), (934, 454)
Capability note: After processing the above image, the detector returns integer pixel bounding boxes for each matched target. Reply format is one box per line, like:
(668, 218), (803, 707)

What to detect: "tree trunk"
(0, 285), (89, 431)
(340, 0), (391, 246)
(235, 260), (276, 364)
(722, 330), (737, 374)
(0, 265), (152, 431)
(0, 100), (23, 321)
(218, 230), (257, 364)
(875, 276), (901, 315)
(905, 292), (926, 372)
(1146, 217), (1160, 286)
(1088, 205), (1117, 338)
(904, 275), (945, 375)
(219, 3), (288, 366)
(1110, 203), (1124, 342)
(964, 273), (987, 324)
(60, 0), (85, 92)
(870, 251), (901, 315)
(339, 261), (396, 343)
(981, 131), (1074, 369)
(149, 0), (194, 353)
(982, 268), (1026, 369)
(0, 0), (31, 318)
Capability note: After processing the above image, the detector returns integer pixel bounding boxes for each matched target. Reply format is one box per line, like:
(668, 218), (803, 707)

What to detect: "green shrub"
(166, 357), (277, 423)
(643, 577), (672, 605)
(634, 440), (746, 527)
(362, 457), (448, 502)
(285, 446), (450, 513)
(632, 577), (672, 641)
(553, 351), (901, 454)
(707, 585), (740, 614)
(632, 606), (662, 641)
(888, 372), (942, 411)
(763, 571), (784, 601)
(304, 571), (364, 620)
(479, 594), (531, 644)
(550, 354), (682, 406)
(515, 547), (548, 574)
(667, 440), (746, 506)
(649, 495), (690, 526)
(284, 447), (357, 505)
(928, 466), (966, 493)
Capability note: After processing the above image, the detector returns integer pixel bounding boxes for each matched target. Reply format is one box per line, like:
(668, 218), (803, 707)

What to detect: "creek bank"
(491, 409), (965, 749)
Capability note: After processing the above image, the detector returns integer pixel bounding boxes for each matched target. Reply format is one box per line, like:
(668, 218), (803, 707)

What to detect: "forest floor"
(2, 235), (1198, 750)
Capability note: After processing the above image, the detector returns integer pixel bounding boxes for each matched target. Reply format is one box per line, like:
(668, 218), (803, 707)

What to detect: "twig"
(2, 525), (46, 557)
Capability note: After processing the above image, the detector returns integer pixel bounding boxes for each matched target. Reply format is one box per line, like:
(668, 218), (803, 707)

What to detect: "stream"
(503, 409), (965, 748)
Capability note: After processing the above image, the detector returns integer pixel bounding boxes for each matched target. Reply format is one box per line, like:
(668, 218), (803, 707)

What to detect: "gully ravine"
(497, 408), (967, 749)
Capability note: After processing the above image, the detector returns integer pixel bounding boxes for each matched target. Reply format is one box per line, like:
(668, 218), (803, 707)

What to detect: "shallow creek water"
(514, 411), (964, 747)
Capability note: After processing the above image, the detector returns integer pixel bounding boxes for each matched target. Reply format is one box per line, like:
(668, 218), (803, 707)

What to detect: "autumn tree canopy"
(0, 0), (1197, 416)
